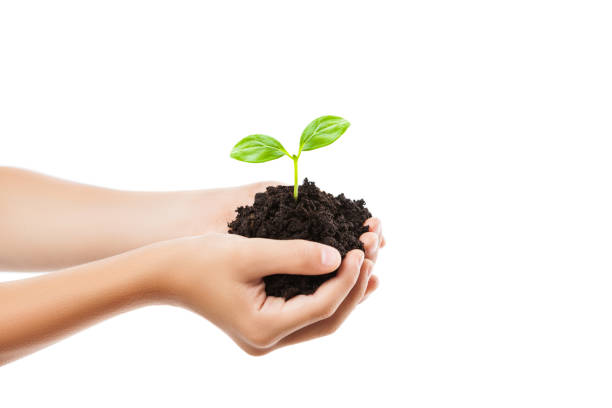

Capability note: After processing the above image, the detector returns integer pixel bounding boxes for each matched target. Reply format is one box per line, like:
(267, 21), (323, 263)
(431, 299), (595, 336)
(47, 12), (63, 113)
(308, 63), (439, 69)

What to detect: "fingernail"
(321, 246), (340, 268)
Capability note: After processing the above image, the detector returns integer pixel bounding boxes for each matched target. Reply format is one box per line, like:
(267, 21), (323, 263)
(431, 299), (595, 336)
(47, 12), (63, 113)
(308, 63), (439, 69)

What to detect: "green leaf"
(230, 134), (289, 163)
(299, 115), (350, 154)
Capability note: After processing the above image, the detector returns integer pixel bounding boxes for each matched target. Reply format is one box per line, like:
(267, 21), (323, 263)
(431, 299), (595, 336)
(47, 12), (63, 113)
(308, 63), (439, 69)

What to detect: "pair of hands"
(151, 182), (385, 355)
(0, 172), (384, 362)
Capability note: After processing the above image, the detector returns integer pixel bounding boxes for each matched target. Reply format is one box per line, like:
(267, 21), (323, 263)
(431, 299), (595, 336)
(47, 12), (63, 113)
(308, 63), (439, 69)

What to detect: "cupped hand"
(251, 217), (385, 354)
(186, 181), (385, 354)
(153, 233), (365, 354)
(212, 181), (386, 302)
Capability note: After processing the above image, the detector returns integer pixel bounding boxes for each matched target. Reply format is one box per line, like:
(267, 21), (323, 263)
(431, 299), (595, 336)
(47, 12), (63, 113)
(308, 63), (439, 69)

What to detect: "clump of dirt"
(228, 178), (371, 299)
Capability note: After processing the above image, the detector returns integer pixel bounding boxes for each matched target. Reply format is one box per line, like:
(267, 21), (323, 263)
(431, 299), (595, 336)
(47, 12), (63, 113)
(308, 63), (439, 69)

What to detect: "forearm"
(0, 167), (207, 270)
(0, 244), (168, 365)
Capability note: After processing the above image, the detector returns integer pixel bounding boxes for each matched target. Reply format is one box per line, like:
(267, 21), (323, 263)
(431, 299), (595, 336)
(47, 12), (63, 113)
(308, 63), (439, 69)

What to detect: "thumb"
(239, 237), (342, 278)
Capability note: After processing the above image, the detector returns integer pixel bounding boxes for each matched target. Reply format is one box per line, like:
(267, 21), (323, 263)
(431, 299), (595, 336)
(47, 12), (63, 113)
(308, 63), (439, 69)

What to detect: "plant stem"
(292, 155), (298, 200)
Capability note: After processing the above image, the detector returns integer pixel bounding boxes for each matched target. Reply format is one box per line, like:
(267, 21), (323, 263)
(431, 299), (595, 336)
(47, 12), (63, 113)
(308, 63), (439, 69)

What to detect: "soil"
(228, 178), (372, 299)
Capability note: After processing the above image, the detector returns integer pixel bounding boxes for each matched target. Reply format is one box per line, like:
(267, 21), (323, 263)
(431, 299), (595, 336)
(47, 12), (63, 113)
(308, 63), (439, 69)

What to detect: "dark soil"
(228, 178), (372, 299)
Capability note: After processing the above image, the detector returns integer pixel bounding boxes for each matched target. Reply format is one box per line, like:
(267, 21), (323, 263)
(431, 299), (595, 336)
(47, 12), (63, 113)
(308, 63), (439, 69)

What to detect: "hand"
(0, 227), (383, 364)
(188, 182), (386, 354)
(196, 181), (385, 304)
(0, 170), (385, 362)
(153, 233), (369, 355)
(265, 217), (385, 353)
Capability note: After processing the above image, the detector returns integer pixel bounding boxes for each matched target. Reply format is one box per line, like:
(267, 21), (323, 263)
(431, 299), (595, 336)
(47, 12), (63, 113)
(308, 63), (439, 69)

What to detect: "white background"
(1, 1), (611, 406)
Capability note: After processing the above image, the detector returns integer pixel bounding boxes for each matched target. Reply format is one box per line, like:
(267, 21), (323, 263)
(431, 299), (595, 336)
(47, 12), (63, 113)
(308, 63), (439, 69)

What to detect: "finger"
(364, 218), (385, 249)
(360, 231), (379, 262)
(322, 258), (372, 320)
(271, 249), (364, 336)
(272, 256), (372, 348)
(364, 217), (382, 239)
(359, 274), (379, 304)
(241, 238), (342, 278)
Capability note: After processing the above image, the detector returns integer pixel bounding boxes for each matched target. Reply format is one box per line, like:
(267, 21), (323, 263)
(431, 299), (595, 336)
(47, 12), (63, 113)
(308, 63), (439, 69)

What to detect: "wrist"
(137, 238), (193, 307)
(118, 241), (175, 306)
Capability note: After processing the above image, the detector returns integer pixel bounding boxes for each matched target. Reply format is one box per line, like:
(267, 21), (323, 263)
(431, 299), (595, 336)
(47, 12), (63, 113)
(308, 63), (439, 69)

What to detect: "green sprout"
(230, 115), (350, 200)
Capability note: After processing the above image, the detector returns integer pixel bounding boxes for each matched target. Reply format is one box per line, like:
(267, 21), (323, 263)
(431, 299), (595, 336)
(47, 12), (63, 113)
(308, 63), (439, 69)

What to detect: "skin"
(0, 167), (385, 364)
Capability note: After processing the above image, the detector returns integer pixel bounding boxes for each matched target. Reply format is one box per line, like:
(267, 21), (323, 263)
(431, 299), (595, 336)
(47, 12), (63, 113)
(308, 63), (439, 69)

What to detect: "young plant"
(230, 115), (350, 200)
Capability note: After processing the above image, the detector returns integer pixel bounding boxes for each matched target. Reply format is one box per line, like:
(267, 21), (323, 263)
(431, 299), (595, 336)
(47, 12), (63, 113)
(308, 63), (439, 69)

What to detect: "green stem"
(292, 155), (298, 200)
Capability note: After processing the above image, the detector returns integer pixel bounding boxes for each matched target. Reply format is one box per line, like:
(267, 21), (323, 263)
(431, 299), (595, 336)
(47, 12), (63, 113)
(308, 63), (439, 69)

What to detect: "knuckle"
(318, 303), (337, 320)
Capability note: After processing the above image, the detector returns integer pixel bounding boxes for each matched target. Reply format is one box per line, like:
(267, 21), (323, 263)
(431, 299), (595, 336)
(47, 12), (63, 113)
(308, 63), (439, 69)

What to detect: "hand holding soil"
(154, 233), (376, 355)
(0, 167), (384, 363)
(229, 179), (375, 298)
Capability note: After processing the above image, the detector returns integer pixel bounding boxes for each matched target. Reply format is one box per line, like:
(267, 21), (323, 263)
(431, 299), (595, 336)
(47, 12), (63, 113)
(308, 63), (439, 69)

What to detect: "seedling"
(230, 115), (350, 200)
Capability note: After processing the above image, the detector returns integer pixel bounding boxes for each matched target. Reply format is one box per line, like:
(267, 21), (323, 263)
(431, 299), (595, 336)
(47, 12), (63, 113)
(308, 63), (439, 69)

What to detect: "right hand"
(151, 233), (372, 355)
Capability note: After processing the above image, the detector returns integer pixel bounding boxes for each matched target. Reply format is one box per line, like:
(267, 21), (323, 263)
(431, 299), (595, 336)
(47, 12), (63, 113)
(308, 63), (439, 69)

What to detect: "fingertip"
(360, 232), (379, 259)
(364, 217), (381, 234)
(320, 245), (342, 271)
(333, 249), (363, 286)
(284, 251), (360, 327)
(355, 248), (365, 263)
(325, 249), (363, 294)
